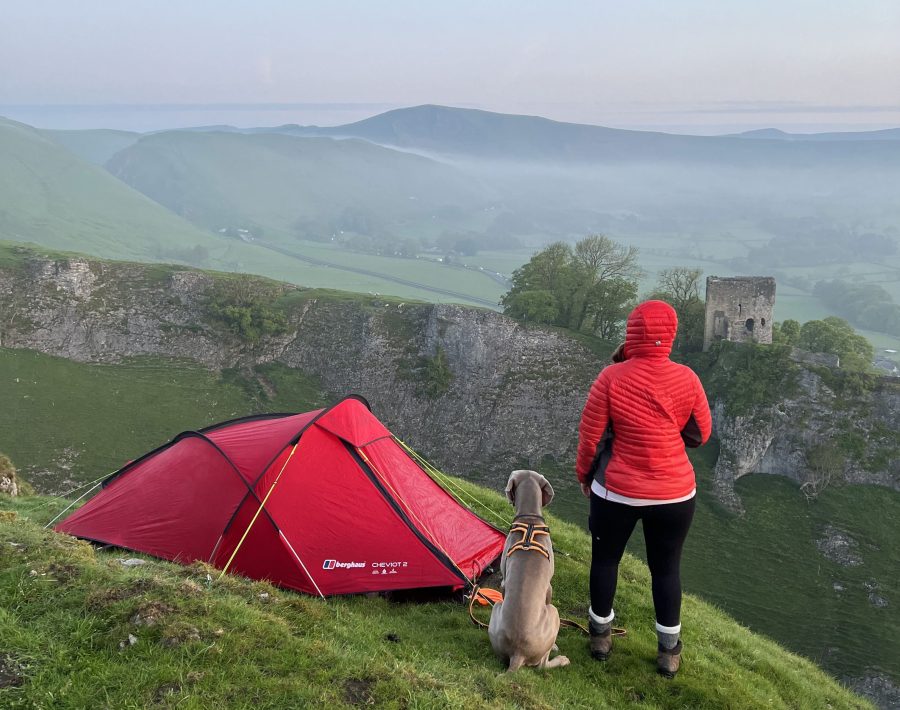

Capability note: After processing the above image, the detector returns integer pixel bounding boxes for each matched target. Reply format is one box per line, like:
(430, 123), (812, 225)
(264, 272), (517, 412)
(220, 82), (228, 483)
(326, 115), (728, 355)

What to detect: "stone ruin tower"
(703, 276), (776, 351)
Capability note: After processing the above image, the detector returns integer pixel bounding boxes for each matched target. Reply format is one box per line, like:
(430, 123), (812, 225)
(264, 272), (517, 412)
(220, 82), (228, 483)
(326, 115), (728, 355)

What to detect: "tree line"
(500, 234), (706, 352)
(773, 316), (874, 372)
(813, 279), (900, 338)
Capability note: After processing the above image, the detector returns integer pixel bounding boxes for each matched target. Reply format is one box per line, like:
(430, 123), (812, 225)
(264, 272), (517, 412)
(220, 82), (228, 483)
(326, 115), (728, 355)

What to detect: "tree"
(802, 443), (845, 501)
(648, 267), (705, 353)
(814, 279), (900, 338)
(572, 235), (640, 331)
(585, 278), (638, 340)
(501, 235), (640, 339)
(501, 242), (578, 326)
(797, 317), (874, 372)
(773, 319), (801, 346)
(501, 289), (558, 325)
(208, 276), (288, 342)
(572, 235), (640, 283)
(655, 267), (702, 310)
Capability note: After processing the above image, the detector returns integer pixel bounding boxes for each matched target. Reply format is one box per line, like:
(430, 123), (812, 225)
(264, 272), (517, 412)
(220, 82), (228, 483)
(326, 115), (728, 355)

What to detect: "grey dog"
(488, 470), (569, 671)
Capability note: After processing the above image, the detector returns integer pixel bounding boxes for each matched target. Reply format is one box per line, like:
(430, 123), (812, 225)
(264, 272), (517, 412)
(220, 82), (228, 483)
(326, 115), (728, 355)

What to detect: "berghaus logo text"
(322, 559), (366, 570)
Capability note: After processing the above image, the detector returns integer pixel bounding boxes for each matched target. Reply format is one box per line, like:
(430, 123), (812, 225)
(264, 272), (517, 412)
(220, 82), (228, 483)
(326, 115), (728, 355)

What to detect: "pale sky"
(1, 0), (899, 133)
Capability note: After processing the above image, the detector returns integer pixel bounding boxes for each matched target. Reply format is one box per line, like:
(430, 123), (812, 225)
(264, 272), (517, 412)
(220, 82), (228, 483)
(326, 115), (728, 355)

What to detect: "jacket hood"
(623, 300), (678, 360)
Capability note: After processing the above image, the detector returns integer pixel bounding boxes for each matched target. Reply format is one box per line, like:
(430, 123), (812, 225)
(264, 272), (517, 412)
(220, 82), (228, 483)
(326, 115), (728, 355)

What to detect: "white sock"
(656, 621), (681, 649)
(589, 607), (614, 631)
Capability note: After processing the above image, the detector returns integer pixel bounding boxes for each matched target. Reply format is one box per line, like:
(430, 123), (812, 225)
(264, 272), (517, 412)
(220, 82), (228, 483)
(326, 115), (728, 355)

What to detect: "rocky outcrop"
(712, 359), (900, 511)
(0, 454), (19, 497)
(3, 254), (898, 501)
(850, 673), (900, 710)
(0, 256), (601, 481)
(816, 525), (863, 567)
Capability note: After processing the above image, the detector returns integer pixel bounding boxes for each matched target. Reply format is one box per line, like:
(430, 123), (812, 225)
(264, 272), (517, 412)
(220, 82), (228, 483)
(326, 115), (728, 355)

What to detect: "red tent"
(57, 396), (505, 596)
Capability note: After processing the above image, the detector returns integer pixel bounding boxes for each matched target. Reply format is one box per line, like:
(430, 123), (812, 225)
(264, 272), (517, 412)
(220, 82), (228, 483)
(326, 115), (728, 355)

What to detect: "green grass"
(2, 334), (896, 692)
(543, 446), (899, 689)
(256, 239), (506, 303)
(686, 477), (899, 683)
(0, 118), (223, 263)
(0, 116), (501, 309)
(0, 485), (872, 709)
(0, 348), (326, 492)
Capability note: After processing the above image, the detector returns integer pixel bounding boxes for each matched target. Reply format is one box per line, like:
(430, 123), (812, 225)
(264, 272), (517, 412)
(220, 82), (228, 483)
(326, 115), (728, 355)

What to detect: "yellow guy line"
(218, 442), (300, 580)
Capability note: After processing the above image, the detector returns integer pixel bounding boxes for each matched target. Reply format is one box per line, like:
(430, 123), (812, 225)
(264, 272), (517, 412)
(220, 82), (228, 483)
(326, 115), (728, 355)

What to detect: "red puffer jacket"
(576, 300), (712, 499)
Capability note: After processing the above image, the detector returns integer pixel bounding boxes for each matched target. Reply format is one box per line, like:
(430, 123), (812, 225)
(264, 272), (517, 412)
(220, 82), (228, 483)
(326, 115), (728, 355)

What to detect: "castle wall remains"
(703, 276), (776, 351)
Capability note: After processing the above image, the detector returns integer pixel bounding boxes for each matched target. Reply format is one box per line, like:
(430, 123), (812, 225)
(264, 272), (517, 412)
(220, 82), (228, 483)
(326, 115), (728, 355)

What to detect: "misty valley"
(1, 104), (898, 709)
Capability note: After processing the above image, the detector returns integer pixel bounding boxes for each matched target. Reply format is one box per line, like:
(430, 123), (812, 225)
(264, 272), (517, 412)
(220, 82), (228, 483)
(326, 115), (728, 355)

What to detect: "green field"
(0, 117), (503, 309)
(0, 485), (872, 708)
(0, 348), (326, 492)
(0, 118), (224, 263)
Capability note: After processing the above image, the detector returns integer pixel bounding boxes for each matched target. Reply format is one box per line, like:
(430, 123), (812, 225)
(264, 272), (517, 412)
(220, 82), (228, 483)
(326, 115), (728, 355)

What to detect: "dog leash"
(467, 584), (626, 637)
(467, 585), (498, 629)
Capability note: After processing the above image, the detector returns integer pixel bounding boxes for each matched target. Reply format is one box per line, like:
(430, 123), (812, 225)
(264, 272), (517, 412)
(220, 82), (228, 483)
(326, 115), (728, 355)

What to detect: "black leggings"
(589, 492), (695, 627)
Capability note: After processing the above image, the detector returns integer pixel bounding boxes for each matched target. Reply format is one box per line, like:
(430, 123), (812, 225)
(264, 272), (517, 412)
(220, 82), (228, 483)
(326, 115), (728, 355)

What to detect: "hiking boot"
(589, 625), (613, 661)
(656, 640), (683, 678)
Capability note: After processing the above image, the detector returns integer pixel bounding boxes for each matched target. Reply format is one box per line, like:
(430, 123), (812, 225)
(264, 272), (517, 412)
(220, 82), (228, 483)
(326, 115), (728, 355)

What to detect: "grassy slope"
(0, 485), (872, 710)
(9, 115), (900, 325)
(543, 446), (900, 688)
(1, 339), (896, 692)
(683, 455), (900, 684)
(0, 120), (501, 308)
(105, 130), (492, 242)
(0, 118), (224, 262)
(0, 347), (327, 492)
(41, 128), (141, 165)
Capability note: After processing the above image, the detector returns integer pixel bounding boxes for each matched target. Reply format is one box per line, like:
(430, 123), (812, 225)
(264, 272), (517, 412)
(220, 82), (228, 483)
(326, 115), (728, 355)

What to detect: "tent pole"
(217, 442), (300, 580)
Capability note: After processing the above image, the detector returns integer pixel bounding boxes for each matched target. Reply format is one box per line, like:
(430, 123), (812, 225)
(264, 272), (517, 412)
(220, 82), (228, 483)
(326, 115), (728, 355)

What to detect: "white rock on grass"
(117, 558), (147, 567)
(815, 525), (863, 567)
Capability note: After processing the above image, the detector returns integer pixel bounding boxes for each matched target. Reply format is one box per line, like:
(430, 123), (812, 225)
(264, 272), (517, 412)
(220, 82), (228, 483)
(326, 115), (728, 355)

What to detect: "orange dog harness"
(506, 521), (551, 560)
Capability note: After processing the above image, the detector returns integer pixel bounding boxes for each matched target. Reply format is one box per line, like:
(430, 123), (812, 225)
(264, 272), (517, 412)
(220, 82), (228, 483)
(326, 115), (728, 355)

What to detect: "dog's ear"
(537, 474), (554, 507)
(505, 473), (517, 506)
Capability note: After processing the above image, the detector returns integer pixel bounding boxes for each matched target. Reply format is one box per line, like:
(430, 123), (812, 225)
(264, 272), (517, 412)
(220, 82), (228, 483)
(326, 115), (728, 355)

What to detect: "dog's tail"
(507, 654), (527, 673)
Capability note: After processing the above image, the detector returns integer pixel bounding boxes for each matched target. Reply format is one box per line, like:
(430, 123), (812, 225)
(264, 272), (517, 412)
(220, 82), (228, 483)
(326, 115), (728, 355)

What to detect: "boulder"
(0, 454), (18, 497)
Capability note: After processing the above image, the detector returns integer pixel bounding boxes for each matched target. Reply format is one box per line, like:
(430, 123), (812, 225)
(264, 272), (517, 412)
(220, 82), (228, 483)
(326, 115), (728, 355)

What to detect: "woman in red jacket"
(576, 300), (711, 678)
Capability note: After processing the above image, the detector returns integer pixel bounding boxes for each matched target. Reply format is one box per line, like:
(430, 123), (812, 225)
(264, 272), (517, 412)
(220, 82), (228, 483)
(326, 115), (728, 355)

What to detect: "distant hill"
(42, 128), (141, 165)
(0, 118), (504, 307)
(263, 104), (900, 167)
(105, 130), (493, 243)
(0, 117), (225, 261)
(735, 127), (900, 142)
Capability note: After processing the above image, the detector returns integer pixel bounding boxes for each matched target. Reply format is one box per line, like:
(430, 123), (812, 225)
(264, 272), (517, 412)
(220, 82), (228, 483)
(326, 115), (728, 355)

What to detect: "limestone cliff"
(2, 252), (898, 502)
(0, 254), (601, 480)
(712, 361), (900, 511)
